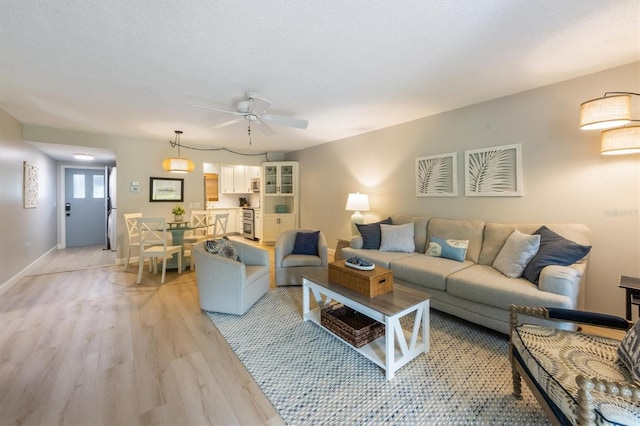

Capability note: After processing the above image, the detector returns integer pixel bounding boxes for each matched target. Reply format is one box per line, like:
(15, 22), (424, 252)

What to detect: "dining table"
(164, 221), (205, 271)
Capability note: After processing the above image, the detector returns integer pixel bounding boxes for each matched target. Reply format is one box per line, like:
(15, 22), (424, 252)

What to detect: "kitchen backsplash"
(207, 193), (260, 209)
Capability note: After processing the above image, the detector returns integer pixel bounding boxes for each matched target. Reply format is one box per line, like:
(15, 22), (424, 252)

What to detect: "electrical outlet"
(25, 241), (30, 252)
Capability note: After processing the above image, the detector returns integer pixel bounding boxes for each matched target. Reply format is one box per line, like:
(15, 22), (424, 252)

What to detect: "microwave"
(250, 177), (260, 192)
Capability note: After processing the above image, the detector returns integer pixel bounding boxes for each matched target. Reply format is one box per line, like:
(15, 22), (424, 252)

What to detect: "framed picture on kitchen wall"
(464, 143), (523, 197)
(415, 152), (458, 197)
(149, 177), (184, 202)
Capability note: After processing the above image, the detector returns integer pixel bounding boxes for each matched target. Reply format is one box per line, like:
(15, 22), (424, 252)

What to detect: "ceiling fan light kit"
(163, 130), (195, 173)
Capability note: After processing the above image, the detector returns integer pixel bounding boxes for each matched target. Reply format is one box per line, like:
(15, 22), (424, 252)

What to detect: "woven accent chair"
(509, 304), (640, 425)
(275, 229), (328, 286)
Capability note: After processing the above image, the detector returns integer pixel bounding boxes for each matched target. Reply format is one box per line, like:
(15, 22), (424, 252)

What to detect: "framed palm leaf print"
(464, 143), (523, 196)
(416, 152), (458, 197)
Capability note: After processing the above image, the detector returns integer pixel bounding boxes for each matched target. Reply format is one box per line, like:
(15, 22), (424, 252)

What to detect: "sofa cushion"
(426, 218), (484, 263)
(282, 254), (323, 268)
(618, 320), (640, 383)
(356, 217), (392, 249)
(390, 215), (429, 253)
(513, 324), (638, 425)
(523, 226), (592, 284)
(205, 237), (240, 262)
(426, 236), (468, 262)
(292, 231), (320, 255)
(480, 223), (591, 266)
(340, 247), (417, 269)
(390, 254), (474, 291)
(492, 230), (541, 278)
(380, 223), (415, 253)
(447, 265), (573, 310)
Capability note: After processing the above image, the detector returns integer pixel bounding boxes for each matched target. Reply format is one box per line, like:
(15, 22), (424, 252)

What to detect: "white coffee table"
(302, 269), (431, 380)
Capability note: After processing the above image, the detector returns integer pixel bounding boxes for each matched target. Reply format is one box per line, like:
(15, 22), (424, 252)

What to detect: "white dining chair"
(183, 210), (209, 244)
(183, 210), (209, 271)
(136, 217), (183, 284)
(123, 212), (142, 271)
(198, 212), (229, 241)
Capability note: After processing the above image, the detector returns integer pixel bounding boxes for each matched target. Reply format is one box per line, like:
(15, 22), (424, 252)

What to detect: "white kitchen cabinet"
(221, 165), (235, 194)
(221, 165), (260, 194)
(254, 209), (262, 240)
(262, 214), (295, 243)
(260, 161), (299, 243)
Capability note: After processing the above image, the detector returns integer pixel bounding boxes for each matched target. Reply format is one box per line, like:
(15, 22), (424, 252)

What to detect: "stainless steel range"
(242, 208), (257, 240)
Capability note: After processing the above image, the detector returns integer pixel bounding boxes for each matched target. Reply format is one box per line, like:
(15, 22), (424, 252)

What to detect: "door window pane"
(93, 175), (104, 198)
(73, 174), (85, 198)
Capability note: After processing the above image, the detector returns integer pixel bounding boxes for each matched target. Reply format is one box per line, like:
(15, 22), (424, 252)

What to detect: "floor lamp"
(345, 192), (370, 235)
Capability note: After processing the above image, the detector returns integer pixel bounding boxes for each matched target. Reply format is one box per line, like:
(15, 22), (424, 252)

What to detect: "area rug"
(207, 287), (549, 425)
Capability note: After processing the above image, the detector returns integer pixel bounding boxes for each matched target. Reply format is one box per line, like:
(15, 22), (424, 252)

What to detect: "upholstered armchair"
(192, 240), (270, 315)
(509, 304), (640, 425)
(275, 229), (328, 286)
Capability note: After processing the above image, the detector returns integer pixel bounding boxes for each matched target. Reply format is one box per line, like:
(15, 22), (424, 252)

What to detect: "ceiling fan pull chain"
(248, 123), (252, 146)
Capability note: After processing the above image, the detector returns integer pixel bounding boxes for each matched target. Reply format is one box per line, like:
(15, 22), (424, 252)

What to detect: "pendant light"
(162, 130), (195, 173)
(580, 92), (640, 155)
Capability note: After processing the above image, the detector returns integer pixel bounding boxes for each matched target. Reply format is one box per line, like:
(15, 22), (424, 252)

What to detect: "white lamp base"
(350, 211), (364, 235)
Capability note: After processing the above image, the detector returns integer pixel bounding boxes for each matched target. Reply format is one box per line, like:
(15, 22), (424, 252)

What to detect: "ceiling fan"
(192, 92), (309, 136)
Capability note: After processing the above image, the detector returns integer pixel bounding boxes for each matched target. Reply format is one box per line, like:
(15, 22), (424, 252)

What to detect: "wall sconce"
(345, 192), (370, 235)
(162, 130), (195, 173)
(580, 92), (640, 155)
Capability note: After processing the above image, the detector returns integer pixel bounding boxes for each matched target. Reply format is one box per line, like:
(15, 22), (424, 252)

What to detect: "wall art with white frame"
(464, 143), (523, 197)
(23, 161), (39, 208)
(416, 152), (458, 197)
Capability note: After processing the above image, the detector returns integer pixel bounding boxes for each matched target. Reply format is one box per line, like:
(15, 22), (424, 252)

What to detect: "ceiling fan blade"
(212, 117), (243, 129)
(191, 104), (238, 115)
(261, 114), (309, 129)
(255, 120), (276, 136)
(250, 96), (272, 115)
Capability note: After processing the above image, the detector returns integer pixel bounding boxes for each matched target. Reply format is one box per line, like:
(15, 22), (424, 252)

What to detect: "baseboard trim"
(0, 246), (57, 296)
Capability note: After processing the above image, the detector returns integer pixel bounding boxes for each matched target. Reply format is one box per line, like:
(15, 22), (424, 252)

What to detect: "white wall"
(288, 62), (640, 318)
(0, 109), (57, 286)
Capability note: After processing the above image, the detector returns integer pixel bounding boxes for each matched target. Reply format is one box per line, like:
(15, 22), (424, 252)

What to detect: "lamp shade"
(580, 95), (631, 130)
(601, 126), (640, 155)
(162, 157), (195, 173)
(345, 193), (370, 212)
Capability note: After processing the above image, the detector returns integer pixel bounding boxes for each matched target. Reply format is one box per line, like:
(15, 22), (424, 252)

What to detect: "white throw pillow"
(380, 223), (415, 253)
(493, 230), (541, 278)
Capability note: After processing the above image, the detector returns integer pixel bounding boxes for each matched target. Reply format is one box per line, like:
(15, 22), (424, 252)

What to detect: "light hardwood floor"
(0, 239), (284, 426)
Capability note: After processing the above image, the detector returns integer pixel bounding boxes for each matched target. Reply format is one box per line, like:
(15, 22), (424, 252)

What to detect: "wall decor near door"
(464, 143), (523, 196)
(150, 177), (184, 202)
(23, 161), (38, 208)
(415, 152), (458, 197)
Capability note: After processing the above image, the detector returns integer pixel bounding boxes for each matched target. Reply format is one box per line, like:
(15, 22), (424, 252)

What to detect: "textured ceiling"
(1, 0), (638, 158)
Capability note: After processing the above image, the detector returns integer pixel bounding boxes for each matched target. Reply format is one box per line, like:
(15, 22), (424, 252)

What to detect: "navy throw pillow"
(522, 226), (591, 284)
(292, 231), (320, 256)
(355, 217), (392, 249)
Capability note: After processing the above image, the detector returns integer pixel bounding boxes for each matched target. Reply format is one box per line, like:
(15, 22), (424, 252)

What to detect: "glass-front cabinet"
(261, 161), (299, 243)
(264, 163), (295, 195)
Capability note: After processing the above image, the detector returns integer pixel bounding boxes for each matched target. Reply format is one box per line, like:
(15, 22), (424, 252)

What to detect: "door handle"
(65, 203), (71, 217)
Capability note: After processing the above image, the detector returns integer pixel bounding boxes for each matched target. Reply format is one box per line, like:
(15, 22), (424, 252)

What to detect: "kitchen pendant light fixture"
(162, 130), (195, 173)
(580, 92), (640, 155)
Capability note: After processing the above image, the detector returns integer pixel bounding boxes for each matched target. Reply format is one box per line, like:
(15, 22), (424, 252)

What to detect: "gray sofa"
(341, 215), (591, 334)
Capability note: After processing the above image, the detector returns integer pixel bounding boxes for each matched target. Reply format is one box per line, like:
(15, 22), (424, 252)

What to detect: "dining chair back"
(123, 212), (142, 270)
(213, 213), (229, 238)
(136, 217), (183, 284)
(183, 210), (209, 244)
